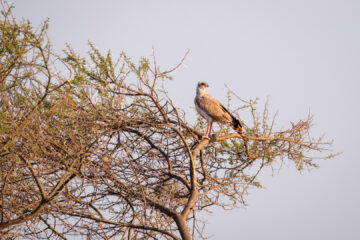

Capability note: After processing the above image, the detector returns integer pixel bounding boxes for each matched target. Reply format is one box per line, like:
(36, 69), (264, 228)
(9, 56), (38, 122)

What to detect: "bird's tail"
(231, 116), (243, 135)
(220, 105), (243, 135)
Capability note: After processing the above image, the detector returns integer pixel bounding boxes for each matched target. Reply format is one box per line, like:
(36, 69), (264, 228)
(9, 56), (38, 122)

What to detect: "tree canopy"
(0, 2), (334, 239)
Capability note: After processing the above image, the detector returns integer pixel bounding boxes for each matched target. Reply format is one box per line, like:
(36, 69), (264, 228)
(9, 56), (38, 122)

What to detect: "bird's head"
(197, 81), (209, 90)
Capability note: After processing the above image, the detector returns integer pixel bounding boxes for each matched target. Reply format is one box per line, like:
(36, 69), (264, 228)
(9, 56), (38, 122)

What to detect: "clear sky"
(11, 0), (360, 239)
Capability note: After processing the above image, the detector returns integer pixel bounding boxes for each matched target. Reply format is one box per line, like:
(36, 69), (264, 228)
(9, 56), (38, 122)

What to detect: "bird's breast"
(195, 99), (212, 122)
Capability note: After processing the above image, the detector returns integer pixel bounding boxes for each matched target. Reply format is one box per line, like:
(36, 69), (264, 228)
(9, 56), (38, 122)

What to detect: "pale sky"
(12, 0), (360, 239)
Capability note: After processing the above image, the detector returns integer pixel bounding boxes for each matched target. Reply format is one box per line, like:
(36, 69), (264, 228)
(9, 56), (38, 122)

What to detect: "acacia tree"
(0, 3), (334, 240)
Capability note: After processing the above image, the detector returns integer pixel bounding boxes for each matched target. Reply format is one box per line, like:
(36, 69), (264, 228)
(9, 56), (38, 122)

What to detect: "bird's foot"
(201, 134), (216, 141)
(201, 135), (211, 140)
(209, 134), (217, 141)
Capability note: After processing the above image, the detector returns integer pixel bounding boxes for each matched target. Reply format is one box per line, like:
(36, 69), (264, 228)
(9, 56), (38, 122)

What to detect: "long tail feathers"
(231, 116), (243, 135)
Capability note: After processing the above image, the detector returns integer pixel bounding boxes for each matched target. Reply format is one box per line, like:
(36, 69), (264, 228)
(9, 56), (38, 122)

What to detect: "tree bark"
(174, 214), (191, 240)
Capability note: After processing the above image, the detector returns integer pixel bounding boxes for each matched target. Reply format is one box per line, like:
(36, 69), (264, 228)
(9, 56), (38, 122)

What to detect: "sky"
(11, 0), (360, 239)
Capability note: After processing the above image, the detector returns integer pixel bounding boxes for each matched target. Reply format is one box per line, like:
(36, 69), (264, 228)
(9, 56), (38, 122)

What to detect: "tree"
(0, 2), (334, 239)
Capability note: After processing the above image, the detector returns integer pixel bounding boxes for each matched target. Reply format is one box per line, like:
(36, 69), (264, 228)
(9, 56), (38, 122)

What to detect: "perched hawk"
(195, 82), (242, 138)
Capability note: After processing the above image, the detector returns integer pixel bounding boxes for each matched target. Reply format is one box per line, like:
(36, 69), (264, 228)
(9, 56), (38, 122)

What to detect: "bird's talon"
(202, 135), (210, 140)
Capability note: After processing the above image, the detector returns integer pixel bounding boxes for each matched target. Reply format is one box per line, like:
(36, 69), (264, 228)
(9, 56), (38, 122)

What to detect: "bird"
(194, 82), (243, 139)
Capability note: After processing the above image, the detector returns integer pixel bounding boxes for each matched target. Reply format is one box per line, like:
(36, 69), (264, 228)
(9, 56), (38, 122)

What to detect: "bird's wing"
(219, 103), (242, 128)
(195, 93), (233, 123)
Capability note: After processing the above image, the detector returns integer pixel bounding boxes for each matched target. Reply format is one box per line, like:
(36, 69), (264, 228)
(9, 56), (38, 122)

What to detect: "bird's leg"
(209, 121), (217, 140)
(203, 121), (213, 139)
(203, 122), (210, 139)
(209, 121), (213, 136)
(203, 124), (210, 139)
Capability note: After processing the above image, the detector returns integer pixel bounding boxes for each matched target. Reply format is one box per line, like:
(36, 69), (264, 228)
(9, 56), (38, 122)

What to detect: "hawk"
(194, 82), (242, 138)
